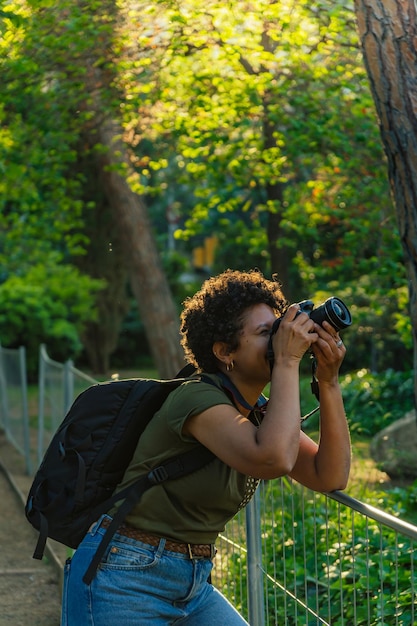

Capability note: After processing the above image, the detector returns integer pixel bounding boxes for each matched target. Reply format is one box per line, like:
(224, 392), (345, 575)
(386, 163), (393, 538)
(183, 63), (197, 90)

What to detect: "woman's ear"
(213, 341), (235, 372)
(213, 341), (232, 368)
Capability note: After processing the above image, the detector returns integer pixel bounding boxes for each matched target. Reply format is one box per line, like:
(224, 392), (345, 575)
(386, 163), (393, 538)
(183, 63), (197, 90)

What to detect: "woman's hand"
(311, 320), (346, 385)
(271, 304), (318, 365)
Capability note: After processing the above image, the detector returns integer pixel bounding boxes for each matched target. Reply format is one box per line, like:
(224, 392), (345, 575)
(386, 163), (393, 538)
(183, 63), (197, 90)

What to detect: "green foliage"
(120, 0), (408, 371)
(0, 0), (412, 378)
(2, 11), (416, 622)
(0, 4), (88, 270)
(340, 369), (414, 436)
(0, 265), (104, 375)
(138, 0), (395, 258)
(307, 274), (412, 374)
(382, 482), (417, 526)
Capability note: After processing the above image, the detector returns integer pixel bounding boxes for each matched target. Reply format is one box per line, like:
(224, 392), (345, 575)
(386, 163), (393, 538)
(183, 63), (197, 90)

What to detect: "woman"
(61, 269), (351, 625)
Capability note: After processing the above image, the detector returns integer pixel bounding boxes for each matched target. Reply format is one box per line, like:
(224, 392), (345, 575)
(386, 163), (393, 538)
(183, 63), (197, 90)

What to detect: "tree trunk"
(266, 199), (290, 294)
(78, 201), (130, 375)
(96, 118), (186, 378)
(72, 149), (131, 375)
(354, 0), (417, 410)
(77, 19), (185, 377)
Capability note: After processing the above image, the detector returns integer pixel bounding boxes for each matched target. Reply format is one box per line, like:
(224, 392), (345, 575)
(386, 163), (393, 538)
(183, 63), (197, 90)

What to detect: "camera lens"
(333, 301), (348, 321)
(309, 297), (351, 331)
(323, 297), (352, 330)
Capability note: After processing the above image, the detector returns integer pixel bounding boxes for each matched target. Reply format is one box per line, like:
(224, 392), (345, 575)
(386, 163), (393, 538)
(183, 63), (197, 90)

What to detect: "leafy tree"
(129, 3), (400, 278)
(126, 0), (407, 368)
(0, 0), (185, 376)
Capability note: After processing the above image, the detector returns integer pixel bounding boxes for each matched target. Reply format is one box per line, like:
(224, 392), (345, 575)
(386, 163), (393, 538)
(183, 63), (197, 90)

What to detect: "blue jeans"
(61, 515), (249, 625)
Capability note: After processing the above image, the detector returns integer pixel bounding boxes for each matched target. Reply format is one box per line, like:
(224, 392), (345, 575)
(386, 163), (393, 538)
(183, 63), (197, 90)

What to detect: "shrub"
(0, 264), (104, 377)
(340, 369), (414, 436)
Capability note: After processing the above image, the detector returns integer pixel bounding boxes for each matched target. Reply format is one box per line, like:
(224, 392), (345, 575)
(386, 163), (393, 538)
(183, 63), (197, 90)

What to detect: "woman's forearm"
(311, 381), (351, 491)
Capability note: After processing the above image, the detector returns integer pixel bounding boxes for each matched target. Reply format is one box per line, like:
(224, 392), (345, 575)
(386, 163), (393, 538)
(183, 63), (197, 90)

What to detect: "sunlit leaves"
(0, 0), (410, 372)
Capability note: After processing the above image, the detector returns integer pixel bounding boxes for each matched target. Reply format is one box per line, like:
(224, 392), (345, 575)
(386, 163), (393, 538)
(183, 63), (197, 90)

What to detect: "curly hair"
(180, 269), (287, 372)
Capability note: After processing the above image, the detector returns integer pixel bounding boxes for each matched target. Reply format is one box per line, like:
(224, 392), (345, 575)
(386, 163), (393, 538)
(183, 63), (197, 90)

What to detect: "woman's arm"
(290, 322), (351, 492)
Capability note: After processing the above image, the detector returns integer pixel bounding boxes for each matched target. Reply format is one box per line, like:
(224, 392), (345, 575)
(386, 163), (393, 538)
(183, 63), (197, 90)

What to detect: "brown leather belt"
(100, 518), (216, 559)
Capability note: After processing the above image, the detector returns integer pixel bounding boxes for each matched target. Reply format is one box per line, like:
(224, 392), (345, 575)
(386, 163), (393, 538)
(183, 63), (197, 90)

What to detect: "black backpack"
(25, 371), (215, 584)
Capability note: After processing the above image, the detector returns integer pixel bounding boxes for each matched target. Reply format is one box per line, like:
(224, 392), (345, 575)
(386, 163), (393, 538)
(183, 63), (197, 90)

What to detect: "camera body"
(267, 297), (352, 368)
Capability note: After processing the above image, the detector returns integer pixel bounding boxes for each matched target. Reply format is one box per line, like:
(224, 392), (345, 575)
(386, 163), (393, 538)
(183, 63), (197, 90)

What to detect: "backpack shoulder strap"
(83, 445), (214, 584)
(175, 363), (197, 378)
(83, 368), (225, 584)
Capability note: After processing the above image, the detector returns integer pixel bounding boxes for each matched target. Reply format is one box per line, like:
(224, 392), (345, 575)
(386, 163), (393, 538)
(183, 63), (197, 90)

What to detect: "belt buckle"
(186, 543), (217, 559)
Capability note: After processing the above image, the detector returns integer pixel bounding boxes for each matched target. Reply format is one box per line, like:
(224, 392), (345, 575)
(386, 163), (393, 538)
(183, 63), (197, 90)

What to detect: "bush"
(0, 264), (104, 378)
(340, 368), (414, 436)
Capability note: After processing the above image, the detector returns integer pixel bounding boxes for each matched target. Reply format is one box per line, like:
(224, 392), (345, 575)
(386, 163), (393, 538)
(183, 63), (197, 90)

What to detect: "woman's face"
(231, 303), (276, 384)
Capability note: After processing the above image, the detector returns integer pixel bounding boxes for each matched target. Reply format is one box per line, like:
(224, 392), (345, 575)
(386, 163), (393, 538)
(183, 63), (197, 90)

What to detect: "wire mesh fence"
(37, 344), (96, 464)
(0, 344), (31, 473)
(215, 480), (417, 625)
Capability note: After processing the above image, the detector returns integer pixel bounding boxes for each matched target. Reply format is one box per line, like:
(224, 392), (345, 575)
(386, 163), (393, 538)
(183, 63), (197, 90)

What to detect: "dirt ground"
(0, 432), (63, 626)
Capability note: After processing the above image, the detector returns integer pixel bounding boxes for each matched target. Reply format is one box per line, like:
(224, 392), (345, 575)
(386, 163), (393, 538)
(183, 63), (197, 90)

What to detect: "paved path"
(0, 433), (62, 625)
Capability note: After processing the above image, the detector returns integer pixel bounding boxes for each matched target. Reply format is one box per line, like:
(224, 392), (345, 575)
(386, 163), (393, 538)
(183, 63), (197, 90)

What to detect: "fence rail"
(1, 343), (416, 625)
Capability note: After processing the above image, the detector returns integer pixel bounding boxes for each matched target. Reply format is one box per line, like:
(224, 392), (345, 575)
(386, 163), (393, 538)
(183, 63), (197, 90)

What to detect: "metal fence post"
(37, 344), (46, 465)
(245, 488), (265, 626)
(19, 346), (32, 475)
(63, 359), (74, 413)
(0, 344), (9, 432)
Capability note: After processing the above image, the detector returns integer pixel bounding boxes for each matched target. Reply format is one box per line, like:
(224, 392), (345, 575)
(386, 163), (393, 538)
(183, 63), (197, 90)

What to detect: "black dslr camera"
(267, 297), (352, 368)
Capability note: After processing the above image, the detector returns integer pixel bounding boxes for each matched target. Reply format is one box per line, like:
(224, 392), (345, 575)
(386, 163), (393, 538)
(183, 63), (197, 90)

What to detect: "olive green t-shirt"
(115, 375), (259, 544)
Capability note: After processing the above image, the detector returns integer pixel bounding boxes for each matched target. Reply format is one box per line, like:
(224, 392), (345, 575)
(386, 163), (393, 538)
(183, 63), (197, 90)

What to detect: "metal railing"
(1, 343), (416, 625)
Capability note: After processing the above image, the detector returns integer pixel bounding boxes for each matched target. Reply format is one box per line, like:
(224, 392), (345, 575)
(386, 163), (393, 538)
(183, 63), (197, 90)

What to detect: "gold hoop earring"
(226, 360), (234, 372)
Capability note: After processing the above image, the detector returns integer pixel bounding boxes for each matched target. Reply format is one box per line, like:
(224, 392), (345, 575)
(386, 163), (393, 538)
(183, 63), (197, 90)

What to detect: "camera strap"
(216, 371), (267, 411)
(299, 356), (321, 426)
(310, 355), (320, 401)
